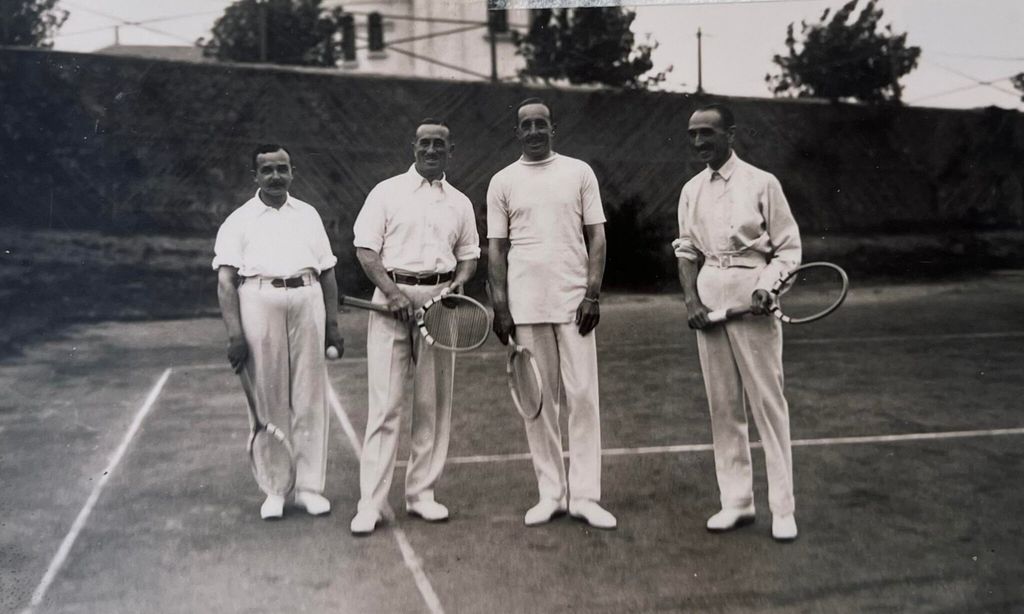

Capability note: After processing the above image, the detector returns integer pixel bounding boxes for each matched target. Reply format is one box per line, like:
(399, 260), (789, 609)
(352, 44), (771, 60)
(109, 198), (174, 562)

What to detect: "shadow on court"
(2, 272), (1023, 613)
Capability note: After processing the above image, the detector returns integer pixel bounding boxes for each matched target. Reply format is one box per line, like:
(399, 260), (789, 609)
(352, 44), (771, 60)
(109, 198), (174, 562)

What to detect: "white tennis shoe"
(350, 509), (381, 536)
(772, 514), (798, 541)
(295, 491), (331, 516)
(569, 499), (617, 530)
(524, 498), (567, 526)
(706, 506), (756, 532)
(260, 495), (285, 520)
(406, 499), (449, 522)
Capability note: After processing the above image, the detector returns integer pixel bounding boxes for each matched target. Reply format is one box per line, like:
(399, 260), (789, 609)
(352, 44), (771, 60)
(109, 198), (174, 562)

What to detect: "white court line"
(326, 384), (446, 614)
(22, 368), (173, 614)
(183, 330), (1024, 371)
(395, 426), (1024, 468)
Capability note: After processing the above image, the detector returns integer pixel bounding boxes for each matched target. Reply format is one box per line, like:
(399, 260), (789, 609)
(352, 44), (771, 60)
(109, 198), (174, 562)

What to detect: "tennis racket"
(506, 333), (544, 421)
(707, 261), (849, 325)
(238, 367), (296, 498)
(340, 292), (492, 352)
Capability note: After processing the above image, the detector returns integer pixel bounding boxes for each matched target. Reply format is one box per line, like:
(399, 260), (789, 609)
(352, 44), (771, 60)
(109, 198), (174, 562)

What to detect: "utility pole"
(258, 0), (268, 62)
(696, 28), (704, 94)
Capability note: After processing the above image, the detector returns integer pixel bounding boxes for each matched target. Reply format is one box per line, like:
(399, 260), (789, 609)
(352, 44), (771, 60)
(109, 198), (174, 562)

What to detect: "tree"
(765, 0), (920, 103)
(1012, 73), (1024, 102)
(516, 7), (664, 89)
(0, 0), (68, 47)
(201, 0), (344, 67)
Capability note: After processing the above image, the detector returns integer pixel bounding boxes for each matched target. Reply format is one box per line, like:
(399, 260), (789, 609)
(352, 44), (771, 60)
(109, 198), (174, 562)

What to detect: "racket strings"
(251, 430), (293, 496)
(421, 299), (490, 349)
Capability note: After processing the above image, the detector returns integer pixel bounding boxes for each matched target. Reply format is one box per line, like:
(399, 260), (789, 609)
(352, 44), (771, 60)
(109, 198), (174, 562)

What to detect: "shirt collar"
(253, 190), (297, 211)
(407, 164), (447, 192)
(708, 151), (738, 182)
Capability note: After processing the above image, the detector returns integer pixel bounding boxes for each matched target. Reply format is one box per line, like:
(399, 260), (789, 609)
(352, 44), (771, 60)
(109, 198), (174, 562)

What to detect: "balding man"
(674, 103), (802, 542)
(487, 98), (616, 530)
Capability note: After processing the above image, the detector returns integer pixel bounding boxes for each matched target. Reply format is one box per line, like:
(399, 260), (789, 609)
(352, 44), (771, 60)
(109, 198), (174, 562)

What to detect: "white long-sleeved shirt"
(674, 153), (801, 291)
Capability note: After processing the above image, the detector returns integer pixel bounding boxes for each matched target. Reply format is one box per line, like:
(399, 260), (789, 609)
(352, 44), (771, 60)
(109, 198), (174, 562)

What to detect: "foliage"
(765, 0), (920, 103)
(200, 0), (344, 66)
(0, 0), (68, 47)
(516, 7), (665, 89)
(1012, 73), (1024, 102)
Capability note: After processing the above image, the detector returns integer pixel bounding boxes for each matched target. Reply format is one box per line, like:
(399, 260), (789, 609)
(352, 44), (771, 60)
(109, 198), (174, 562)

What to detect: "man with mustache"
(674, 103), (802, 541)
(349, 119), (480, 536)
(487, 98), (616, 530)
(214, 143), (343, 520)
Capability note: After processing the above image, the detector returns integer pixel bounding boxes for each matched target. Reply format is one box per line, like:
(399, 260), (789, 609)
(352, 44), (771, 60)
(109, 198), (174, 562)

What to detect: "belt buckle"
(271, 278), (285, 288)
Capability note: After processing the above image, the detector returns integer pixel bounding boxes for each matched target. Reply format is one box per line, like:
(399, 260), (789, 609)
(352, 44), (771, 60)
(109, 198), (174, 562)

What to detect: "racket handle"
(340, 295), (390, 313)
(707, 306), (751, 323)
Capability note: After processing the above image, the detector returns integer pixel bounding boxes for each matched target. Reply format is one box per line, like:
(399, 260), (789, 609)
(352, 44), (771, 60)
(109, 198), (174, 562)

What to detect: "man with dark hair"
(214, 144), (343, 520)
(674, 104), (802, 541)
(349, 118), (480, 536)
(487, 98), (616, 530)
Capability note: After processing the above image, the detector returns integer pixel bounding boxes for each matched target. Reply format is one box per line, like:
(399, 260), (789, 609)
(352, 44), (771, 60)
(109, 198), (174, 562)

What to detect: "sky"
(49, 0), (1024, 111)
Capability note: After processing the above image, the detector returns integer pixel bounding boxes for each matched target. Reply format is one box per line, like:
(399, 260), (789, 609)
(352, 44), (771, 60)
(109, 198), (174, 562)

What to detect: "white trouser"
(238, 278), (329, 494)
(358, 283), (455, 514)
(516, 323), (602, 503)
(695, 265), (794, 516)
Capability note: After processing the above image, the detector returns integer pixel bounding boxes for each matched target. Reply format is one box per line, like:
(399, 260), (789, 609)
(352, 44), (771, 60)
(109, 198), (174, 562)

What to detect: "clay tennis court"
(3, 273), (1023, 613)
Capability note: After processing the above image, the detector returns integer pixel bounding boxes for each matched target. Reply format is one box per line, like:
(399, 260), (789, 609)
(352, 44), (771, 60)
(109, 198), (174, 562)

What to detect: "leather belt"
(244, 274), (316, 288)
(389, 271), (454, 286)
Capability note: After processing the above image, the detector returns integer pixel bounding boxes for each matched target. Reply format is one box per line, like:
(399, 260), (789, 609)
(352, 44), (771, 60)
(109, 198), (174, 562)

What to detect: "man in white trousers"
(214, 143), (344, 520)
(487, 98), (616, 530)
(674, 103), (802, 542)
(349, 119), (480, 536)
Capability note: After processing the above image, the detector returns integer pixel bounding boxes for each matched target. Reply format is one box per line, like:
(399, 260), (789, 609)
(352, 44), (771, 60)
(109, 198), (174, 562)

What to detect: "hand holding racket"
(340, 292), (492, 352)
(506, 333), (544, 421)
(707, 262), (849, 325)
(238, 367), (295, 498)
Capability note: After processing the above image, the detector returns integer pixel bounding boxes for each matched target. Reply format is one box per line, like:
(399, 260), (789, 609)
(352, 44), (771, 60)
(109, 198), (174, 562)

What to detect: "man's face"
(515, 103), (554, 161)
(687, 110), (734, 169)
(413, 124), (453, 180)
(253, 149), (293, 198)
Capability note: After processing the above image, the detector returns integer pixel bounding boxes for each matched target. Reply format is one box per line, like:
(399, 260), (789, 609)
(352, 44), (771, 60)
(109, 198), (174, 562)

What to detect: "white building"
(330, 0), (529, 82)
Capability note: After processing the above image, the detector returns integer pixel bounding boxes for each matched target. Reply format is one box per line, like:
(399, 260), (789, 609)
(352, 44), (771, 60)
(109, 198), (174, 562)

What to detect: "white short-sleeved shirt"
(673, 153), (801, 291)
(487, 153), (606, 324)
(353, 165), (481, 274)
(212, 192), (337, 277)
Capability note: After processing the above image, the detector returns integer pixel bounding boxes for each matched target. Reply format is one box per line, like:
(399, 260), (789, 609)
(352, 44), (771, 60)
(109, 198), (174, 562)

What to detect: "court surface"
(2, 272), (1023, 613)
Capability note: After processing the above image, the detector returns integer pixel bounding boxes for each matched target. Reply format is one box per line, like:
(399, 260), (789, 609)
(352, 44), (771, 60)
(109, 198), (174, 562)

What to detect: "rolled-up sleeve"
(454, 196), (481, 261)
(212, 214), (242, 270)
(673, 188), (701, 262)
(353, 186), (386, 252)
(755, 175), (802, 291)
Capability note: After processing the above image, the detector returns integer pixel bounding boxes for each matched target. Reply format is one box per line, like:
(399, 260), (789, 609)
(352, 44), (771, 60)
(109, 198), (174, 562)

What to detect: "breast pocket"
(725, 190), (766, 250)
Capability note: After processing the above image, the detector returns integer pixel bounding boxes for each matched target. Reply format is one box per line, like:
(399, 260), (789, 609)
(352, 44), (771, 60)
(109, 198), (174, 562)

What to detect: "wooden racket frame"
(707, 261), (849, 325)
(340, 292), (492, 352)
(506, 333), (544, 421)
(238, 367), (296, 497)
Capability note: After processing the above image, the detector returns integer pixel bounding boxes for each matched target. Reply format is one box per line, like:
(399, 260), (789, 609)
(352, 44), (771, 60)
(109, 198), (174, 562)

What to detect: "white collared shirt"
(212, 192), (337, 277)
(673, 152), (802, 291)
(353, 165), (481, 274)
